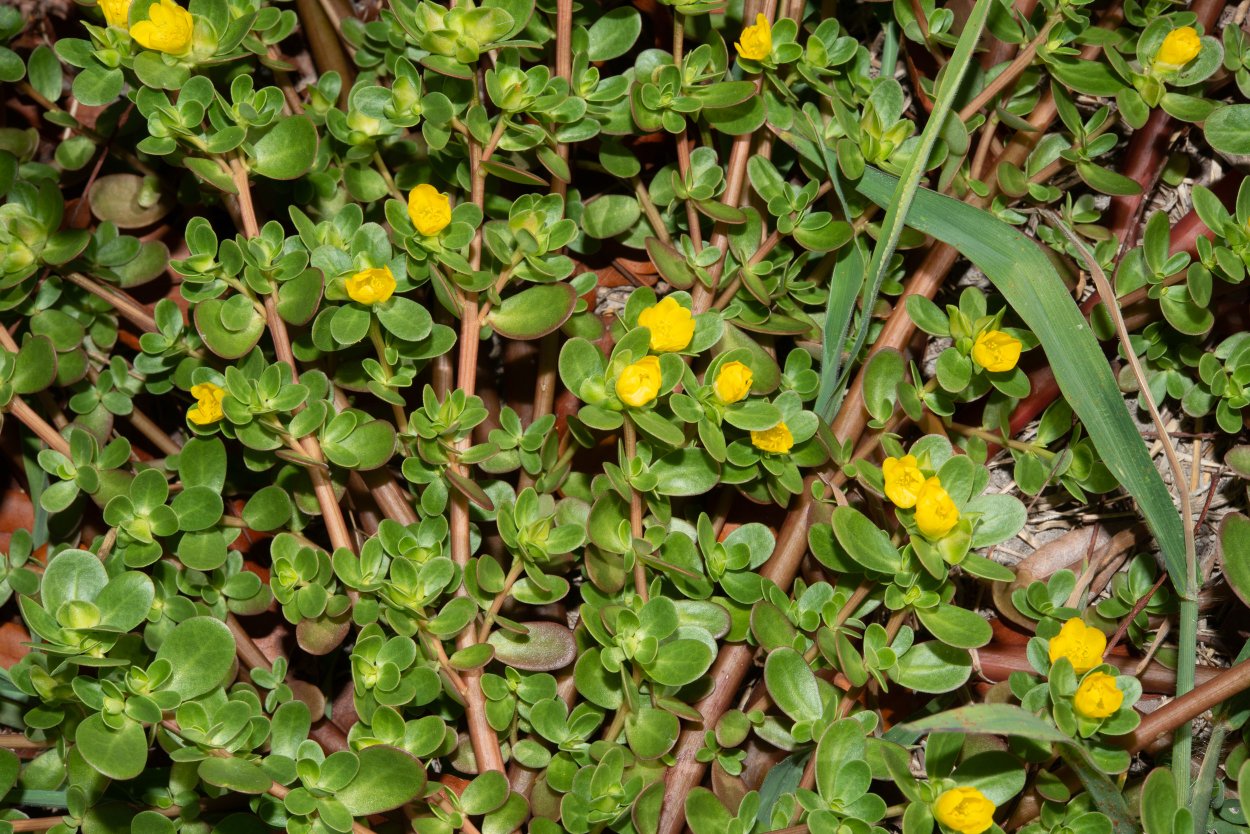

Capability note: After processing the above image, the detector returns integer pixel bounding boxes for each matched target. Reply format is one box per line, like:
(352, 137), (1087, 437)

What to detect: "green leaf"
(489, 284), (577, 340)
(42, 548), (107, 613)
(154, 616), (235, 699)
(765, 647), (822, 723)
(487, 621), (577, 671)
(582, 194), (640, 239)
(1219, 513), (1250, 610)
(76, 715), (147, 780)
(853, 168), (1187, 592)
(248, 116), (318, 180)
(461, 771), (509, 816)
(831, 507), (900, 574)
(1204, 104), (1250, 155)
(891, 642), (971, 693)
(27, 46), (63, 104)
(335, 746), (426, 816)
(0, 748), (17, 797)
(242, 485), (293, 531)
(172, 485), (224, 531)
(198, 757), (272, 794)
(194, 297), (265, 359)
(914, 603), (992, 649)
(13, 335), (57, 395)
(586, 7), (641, 61)
(905, 704), (1067, 742)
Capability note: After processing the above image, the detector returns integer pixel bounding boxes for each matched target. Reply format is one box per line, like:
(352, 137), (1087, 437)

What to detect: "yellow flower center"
(1073, 671), (1123, 719)
(1048, 618), (1107, 674)
(188, 383), (225, 425)
(131, 0), (194, 55)
(1156, 26), (1201, 69)
(407, 184), (452, 237)
(751, 422), (793, 454)
(735, 13), (772, 62)
(971, 330), (1022, 373)
(882, 455), (925, 509)
(346, 266), (396, 306)
(933, 787), (996, 834)
(637, 296), (695, 353)
(914, 476), (959, 539)
(100, 0), (131, 29)
(713, 361), (753, 404)
(616, 356), (662, 408)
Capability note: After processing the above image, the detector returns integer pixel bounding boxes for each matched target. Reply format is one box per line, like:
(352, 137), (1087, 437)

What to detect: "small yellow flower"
(346, 266), (396, 306)
(637, 296), (695, 353)
(971, 330), (1022, 373)
(99, 0), (131, 29)
(713, 361), (753, 404)
(1156, 26), (1201, 69)
(131, 0), (194, 55)
(914, 477), (959, 539)
(1048, 618), (1107, 674)
(735, 13), (772, 62)
(1074, 672), (1123, 719)
(882, 455), (925, 509)
(188, 383), (225, 425)
(933, 787), (996, 834)
(751, 422), (793, 454)
(616, 356), (662, 407)
(407, 184), (452, 237)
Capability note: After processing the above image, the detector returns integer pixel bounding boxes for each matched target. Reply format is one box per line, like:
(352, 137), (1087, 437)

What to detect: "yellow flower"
(616, 356), (662, 407)
(346, 266), (396, 306)
(407, 184), (452, 237)
(99, 0), (131, 28)
(1074, 672), (1123, 719)
(971, 330), (1022, 373)
(1156, 26), (1201, 69)
(933, 787), (996, 834)
(882, 455), (925, 509)
(131, 0), (194, 55)
(735, 13), (772, 62)
(637, 296), (695, 353)
(188, 383), (225, 425)
(914, 477), (959, 539)
(1048, 618), (1107, 674)
(751, 422), (793, 454)
(713, 361), (753, 404)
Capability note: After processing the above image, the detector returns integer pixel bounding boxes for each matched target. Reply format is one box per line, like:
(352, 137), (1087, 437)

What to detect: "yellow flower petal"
(914, 476), (959, 539)
(971, 329), (1022, 373)
(751, 422), (793, 454)
(616, 356), (662, 407)
(713, 361), (753, 404)
(735, 13), (772, 62)
(346, 266), (396, 306)
(100, 0), (131, 29)
(934, 787), (996, 834)
(882, 454), (925, 509)
(1156, 26), (1201, 69)
(188, 382), (225, 425)
(131, 0), (193, 55)
(1048, 618), (1107, 674)
(407, 184), (452, 237)
(637, 296), (695, 353)
(1074, 671), (1123, 719)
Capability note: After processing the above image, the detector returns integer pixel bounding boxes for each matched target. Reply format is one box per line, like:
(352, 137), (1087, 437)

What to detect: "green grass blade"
(854, 167), (1187, 590)
(813, 0), (992, 420)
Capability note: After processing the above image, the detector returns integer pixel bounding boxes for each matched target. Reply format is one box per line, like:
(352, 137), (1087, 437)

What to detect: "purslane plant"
(0, 0), (1248, 833)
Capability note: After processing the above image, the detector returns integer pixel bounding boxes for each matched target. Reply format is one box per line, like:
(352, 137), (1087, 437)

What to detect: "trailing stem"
(228, 157), (355, 555)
